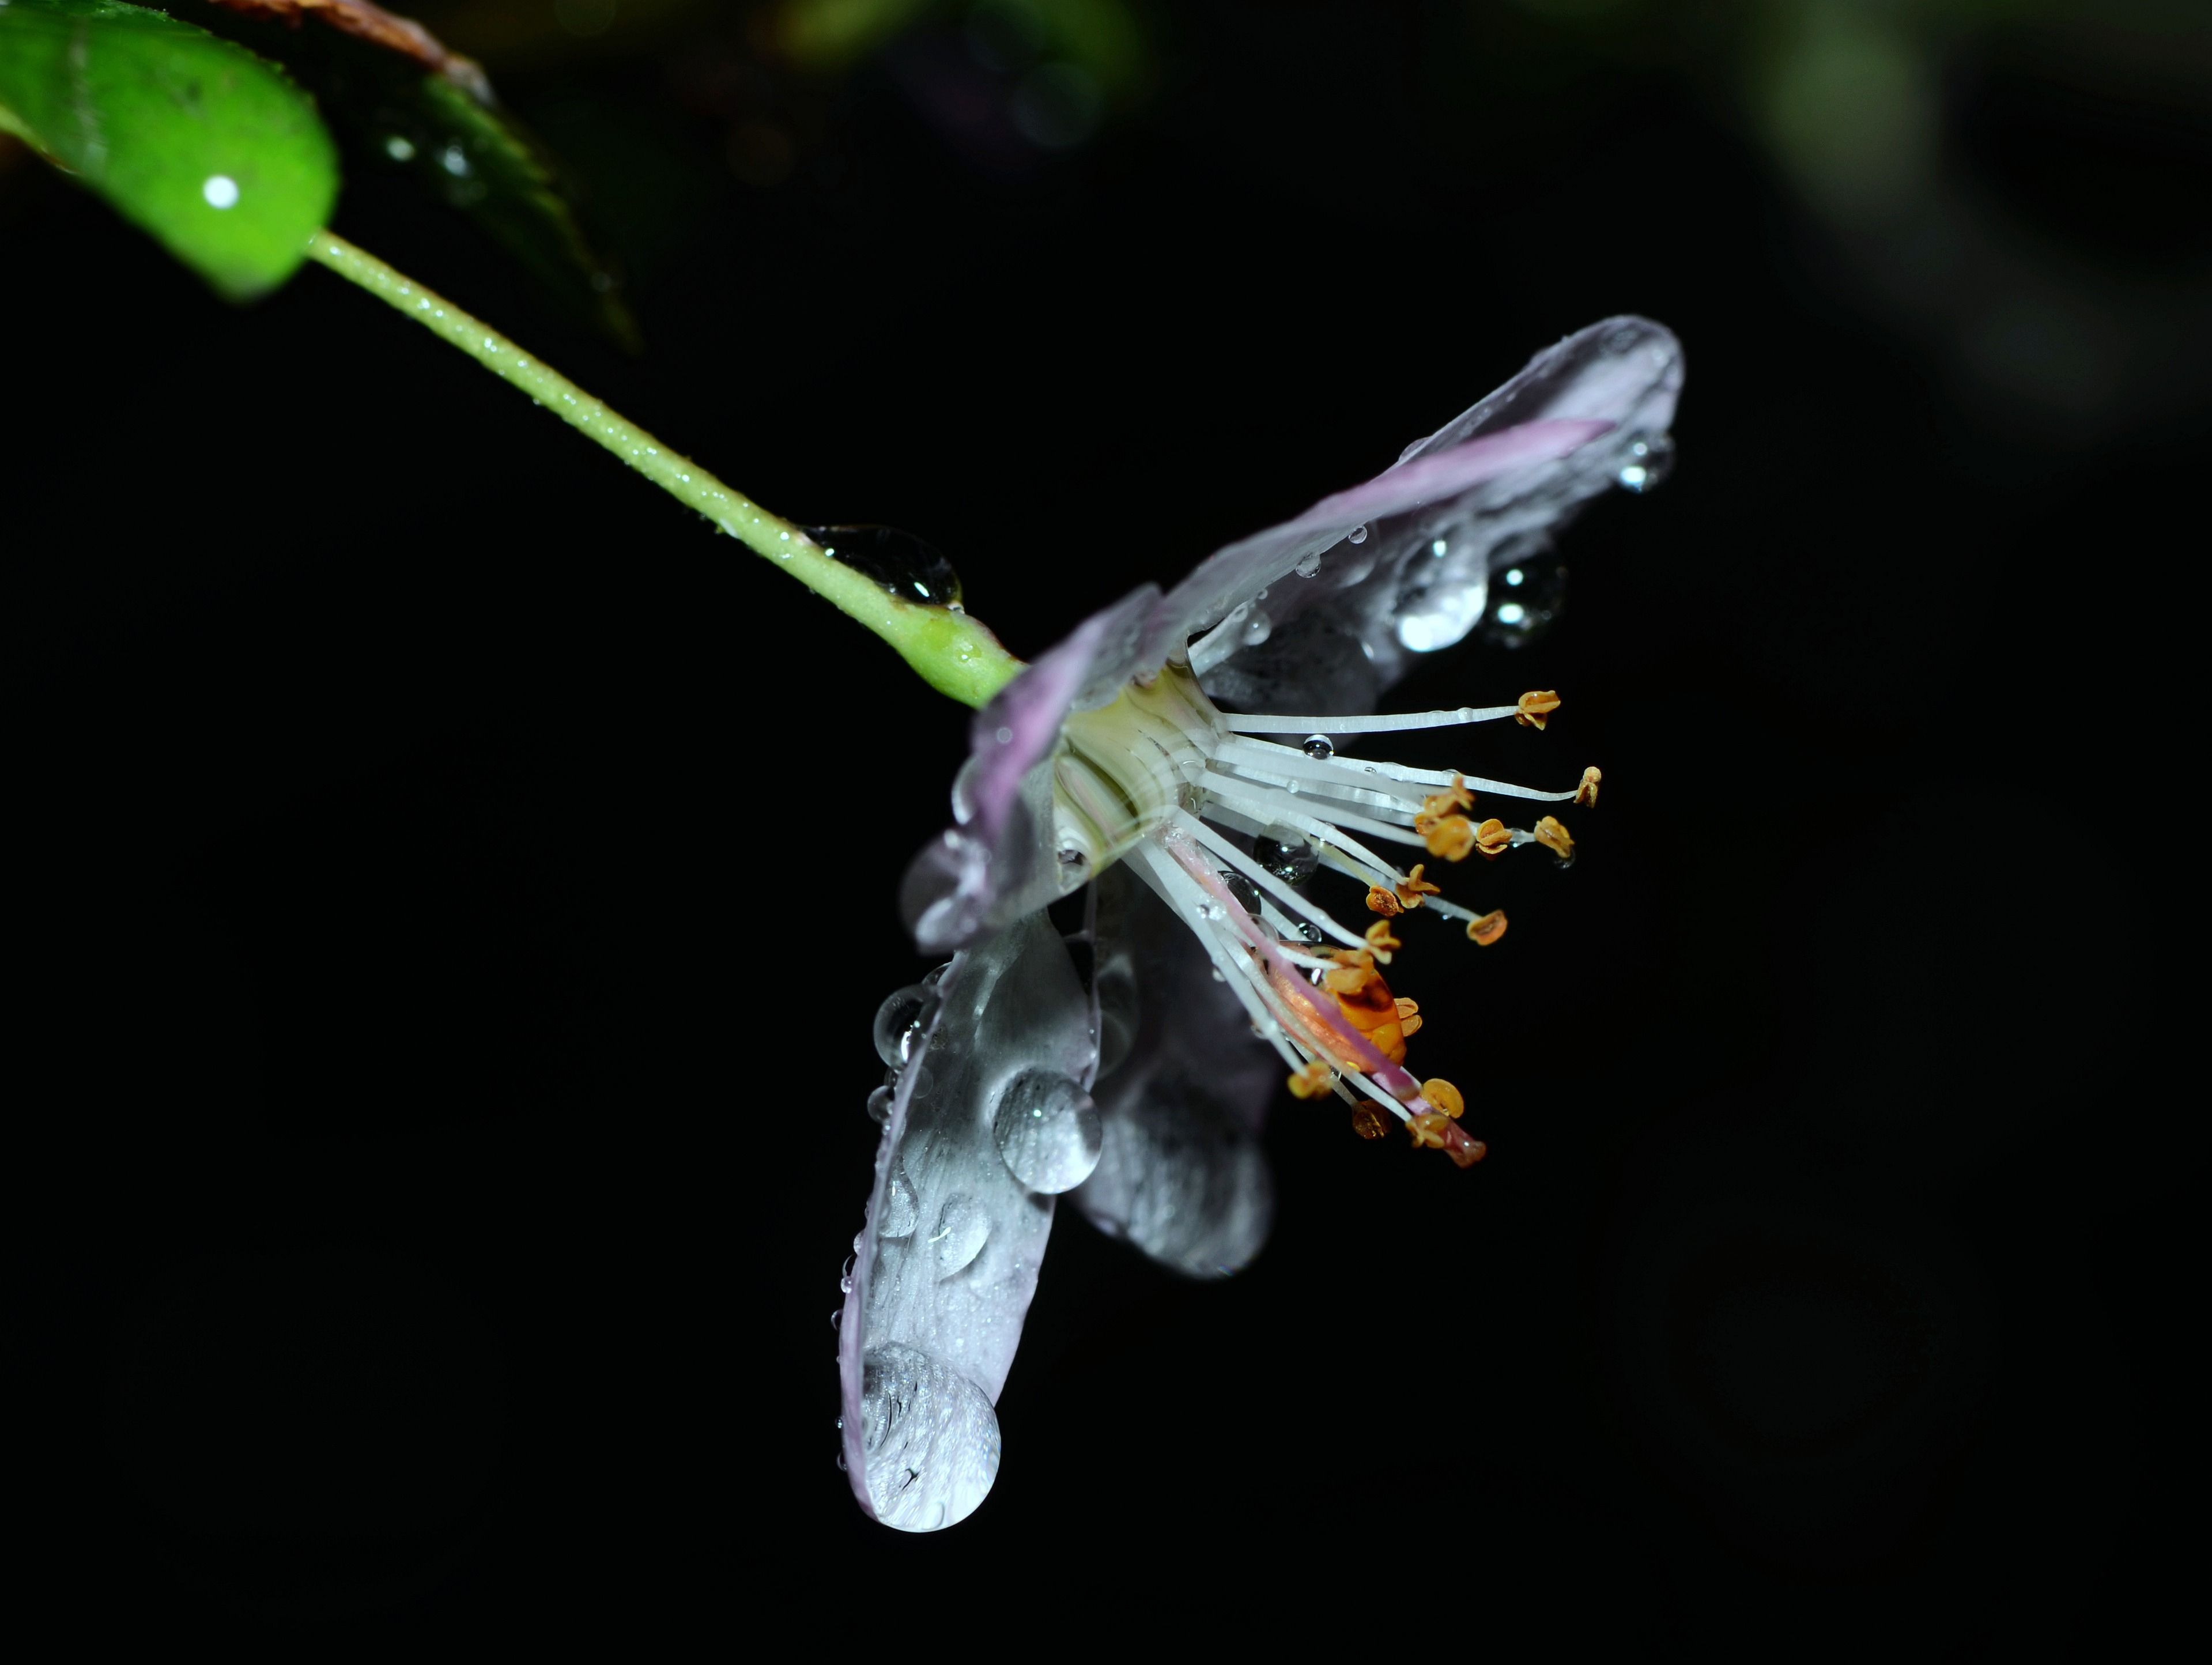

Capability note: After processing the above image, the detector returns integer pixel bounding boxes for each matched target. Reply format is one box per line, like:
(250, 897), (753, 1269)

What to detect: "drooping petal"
(1161, 417), (1610, 671)
(839, 909), (1099, 1531)
(1199, 316), (1685, 700)
(900, 587), (1160, 952)
(1071, 866), (1276, 1277)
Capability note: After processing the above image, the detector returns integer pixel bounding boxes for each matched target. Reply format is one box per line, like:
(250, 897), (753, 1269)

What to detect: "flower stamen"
(1515, 690), (1562, 729)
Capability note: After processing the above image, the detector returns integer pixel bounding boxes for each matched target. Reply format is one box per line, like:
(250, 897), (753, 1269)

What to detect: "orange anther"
(1575, 766), (1602, 807)
(1473, 817), (1511, 859)
(1394, 864), (1441, 909)
(1466, 909), (1508, 946)
(1407, 1110), (1454, 1150)
(1364, 919), (1402, 960)
(1422, 1078), (1465, 1119)
(1286, 1060), (1335, 1100)
(1418, 775), (1475, 822)
(1424, 815), (1477, 862)
(1324, 953), (1375, 995)
(1350, 1104), (1391, 1141)
(1365, 884), (1405, 918)
(1515, 690), (1561, 730)
(1533, 815), (1575, 859)
(1395, 996), (1420, 1020)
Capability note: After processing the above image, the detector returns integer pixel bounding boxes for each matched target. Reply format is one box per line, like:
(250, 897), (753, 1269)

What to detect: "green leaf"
(369, 65), (640, 350)
(0, 0), (338, 300)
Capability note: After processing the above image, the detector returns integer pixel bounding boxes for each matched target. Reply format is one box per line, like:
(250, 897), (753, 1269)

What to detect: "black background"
(3, 1), (2200, 1651)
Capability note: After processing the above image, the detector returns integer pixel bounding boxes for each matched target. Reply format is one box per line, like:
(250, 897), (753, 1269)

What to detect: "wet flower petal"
(901, 587), (1160, 952)
(1202, 315), (1685, 701)
(837, 909), (1098, 1531)
(1071, 867), (1276, 1277)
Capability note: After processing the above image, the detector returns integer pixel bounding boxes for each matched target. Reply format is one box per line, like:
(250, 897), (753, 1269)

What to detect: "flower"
(835, 316), (1683, 1530)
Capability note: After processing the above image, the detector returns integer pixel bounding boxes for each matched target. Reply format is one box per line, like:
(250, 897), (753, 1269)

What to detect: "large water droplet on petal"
(866, 1085), (894, 1124)
(858, 1343), (1000, 1531)
(1396, 571), (1489, 653)
(1615, 433), (1675, 493)
(1478, 560), (1567, 648)
(992, 1069), (1103, 1193)
(1347, 523), (1368, 544)
(929, 1194), (990, 1277)
(806, 525), (964, 607)
(1241, 609), (1272, 647)
(1293, 550), (1323, 579)
(878, 1157), (920, 1237)
(873, 984), (937, 1067)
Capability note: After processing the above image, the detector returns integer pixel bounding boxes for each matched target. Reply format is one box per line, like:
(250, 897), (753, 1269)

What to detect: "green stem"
(304, 229), (1025, 710)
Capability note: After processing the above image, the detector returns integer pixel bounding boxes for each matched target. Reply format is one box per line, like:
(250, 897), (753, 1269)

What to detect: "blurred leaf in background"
(186, 0), (642, 344)
(0, 0), (338, 300)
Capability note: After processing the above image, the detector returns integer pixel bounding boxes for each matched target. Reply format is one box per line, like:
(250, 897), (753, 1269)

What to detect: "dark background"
(4, 0), (2200, 1651)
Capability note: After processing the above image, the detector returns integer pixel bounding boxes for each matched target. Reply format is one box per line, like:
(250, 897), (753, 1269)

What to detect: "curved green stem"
(305, 229), (1025, 709)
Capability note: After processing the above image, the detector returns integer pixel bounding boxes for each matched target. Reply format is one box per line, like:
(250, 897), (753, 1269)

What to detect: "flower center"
(1049, 658), (1602, 1165)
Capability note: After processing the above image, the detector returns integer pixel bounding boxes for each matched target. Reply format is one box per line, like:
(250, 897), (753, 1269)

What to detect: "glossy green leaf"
(0, 0), (338, 299)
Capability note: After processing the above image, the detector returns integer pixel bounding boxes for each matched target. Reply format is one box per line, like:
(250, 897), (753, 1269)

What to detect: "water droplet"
(1217, 871), (1264, 916)
(1241, 609), (1272, 647)
(1347, 524), (1369, 544)
(878, 1158), (920, 1237)
(831, 1308), (842, 1329)
(1293, 550), (1323, 579)
(859, 1343), (1000, 1531)
(873, 984), (937, 1067)
(1301, 734), (1334, 760)
(866, 1085), (894, 1124)
(928, 1195), (990, 1277)
(840, 1254), (856, 1293)
(805, 525), (963, 607)
(992, 1069), (1103, 1193)
(441, 144), (470, 178)
(1396, 571), (1489, 654)
(1431, 538), (1449, 558)
(1478, 561), (1568, 648)
(382, 134), (416, 163)
(1210, 967), (1227, 981)
(200, 175), (239, 210)
(1252, 835), (1319, 884)
(1297, 920), (1324, 945)
(1615, 433), (1675, 494)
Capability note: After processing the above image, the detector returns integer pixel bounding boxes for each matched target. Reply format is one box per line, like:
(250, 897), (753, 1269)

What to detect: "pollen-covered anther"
(1424, 814), (1478, 862)
(1466, 909), (1508, 946)
(1395, 996), (1422, 1039)
(1394, 864), (1441, 909)
(1350, 1104), (1391, 1141)
(1534, 814), (1575, 859)
(1407, 1111), (1455, 1151)
(1416, 775), (1475, 825)
(1323, 949), (1376, 994)
(1286, 1060), (1335, 1100)
(1473, 817), (1512, 860)
(1575, 766), (1602, 807)
(1515, 690), (1562, 730)
(1365, 884), (1405, 918)
(1422, 1078), (1465, 1119)
(1363, 920), (1402, 961)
